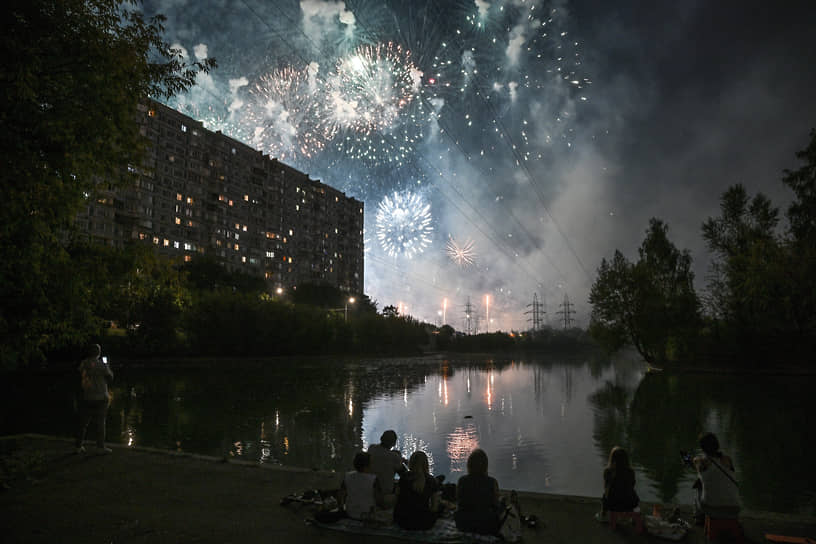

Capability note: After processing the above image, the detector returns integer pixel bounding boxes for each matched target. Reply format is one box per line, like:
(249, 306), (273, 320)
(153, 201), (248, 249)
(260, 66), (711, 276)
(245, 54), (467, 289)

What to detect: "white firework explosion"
(375, 191), (433, 258)
(445, 236), (476, 267)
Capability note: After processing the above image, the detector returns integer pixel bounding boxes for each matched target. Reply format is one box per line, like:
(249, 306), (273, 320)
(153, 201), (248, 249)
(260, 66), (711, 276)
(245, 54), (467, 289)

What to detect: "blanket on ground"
(307, 516), (502, 543)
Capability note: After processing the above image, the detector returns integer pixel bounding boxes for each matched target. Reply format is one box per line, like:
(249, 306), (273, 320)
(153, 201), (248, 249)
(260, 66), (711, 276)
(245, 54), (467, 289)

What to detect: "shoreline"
(2, 434), (815, 544)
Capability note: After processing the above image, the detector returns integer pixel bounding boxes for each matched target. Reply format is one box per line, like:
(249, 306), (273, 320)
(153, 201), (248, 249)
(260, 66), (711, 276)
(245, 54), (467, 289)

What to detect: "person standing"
(75, 344), (113, 454)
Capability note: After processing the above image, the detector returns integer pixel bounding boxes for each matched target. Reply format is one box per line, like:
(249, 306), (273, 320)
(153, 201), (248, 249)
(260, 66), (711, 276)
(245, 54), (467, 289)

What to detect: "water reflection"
(2, 355), (813, 515)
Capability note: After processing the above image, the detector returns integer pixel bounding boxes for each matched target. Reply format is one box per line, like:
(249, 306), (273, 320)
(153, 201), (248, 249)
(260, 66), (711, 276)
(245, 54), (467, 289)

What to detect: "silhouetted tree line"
(589, 130), (816, 366)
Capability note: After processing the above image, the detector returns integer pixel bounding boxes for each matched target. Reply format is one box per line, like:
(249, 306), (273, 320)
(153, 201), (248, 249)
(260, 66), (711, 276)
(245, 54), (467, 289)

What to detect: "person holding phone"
(691, 432), (740, 524)
(75, 343), (113, 454)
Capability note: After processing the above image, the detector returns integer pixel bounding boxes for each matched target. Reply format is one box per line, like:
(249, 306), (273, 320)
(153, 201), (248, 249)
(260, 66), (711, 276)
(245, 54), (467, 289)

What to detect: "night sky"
(141, 0), (816, 330)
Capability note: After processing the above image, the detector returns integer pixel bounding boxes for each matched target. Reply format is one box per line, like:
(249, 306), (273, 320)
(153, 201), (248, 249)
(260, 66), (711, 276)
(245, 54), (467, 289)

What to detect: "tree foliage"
(701, 130), (816, 356)
(589, 219), (700, 364)
(0, 0), (215, 367)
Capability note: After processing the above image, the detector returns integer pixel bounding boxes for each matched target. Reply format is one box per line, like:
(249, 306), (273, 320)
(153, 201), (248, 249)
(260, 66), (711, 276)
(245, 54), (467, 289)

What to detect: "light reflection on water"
(5, 354), (815, 515)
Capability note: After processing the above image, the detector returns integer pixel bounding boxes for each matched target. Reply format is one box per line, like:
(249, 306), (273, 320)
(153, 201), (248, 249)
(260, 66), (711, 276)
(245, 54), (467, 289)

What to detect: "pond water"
(4, 354), (814, 515)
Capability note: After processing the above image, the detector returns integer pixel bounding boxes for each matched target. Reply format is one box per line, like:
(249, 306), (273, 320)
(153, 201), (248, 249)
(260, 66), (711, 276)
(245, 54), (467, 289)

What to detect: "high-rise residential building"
(75, 100), (364, 293)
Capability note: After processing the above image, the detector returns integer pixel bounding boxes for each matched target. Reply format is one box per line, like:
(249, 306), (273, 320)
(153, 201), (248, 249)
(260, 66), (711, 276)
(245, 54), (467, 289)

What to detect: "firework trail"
(375, 190), (433, 258)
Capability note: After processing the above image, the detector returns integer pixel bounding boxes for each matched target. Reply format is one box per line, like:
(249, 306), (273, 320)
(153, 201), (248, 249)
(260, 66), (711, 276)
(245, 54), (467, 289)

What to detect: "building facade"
(76, 100), (364, 293)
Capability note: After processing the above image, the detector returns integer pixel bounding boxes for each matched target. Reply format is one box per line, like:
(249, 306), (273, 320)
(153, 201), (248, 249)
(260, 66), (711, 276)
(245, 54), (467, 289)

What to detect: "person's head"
(607, 446), (631, 471)
(699, 432), (720, 457)
(408, 451), (430, 493)
(467, 448), (489, 476)
(353, 451), (371, 472)
(380, 430), (397, 449)
(87, 344), (101, 359)
(408, 451), (429, 476)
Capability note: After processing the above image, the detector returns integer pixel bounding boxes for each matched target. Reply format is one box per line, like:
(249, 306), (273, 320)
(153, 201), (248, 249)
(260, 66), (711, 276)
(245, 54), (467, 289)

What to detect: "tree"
(381, 305), (399, 318)
(590, 219), (700, 364)
(0, 0), (215, 367)
(701, 184), (781, 329)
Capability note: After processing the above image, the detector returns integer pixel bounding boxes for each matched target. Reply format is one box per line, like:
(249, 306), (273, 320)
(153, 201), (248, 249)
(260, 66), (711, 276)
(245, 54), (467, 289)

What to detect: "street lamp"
(275, 287), (283, 295)
(345, 296), (355, 322)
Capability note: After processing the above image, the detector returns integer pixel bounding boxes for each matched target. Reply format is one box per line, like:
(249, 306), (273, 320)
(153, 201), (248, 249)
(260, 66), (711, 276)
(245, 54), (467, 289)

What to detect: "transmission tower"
(555, 293), (576, 329)
(525, 293), (546, 332)
(463, 297), (475, 335)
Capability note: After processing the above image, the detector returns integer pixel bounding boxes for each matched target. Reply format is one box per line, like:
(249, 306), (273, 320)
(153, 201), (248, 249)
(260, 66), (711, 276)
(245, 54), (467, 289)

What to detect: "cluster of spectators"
(338, 430), (512, 535)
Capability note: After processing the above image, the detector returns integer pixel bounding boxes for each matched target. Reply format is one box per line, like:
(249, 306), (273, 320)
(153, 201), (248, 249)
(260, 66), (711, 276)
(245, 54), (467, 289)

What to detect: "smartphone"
(102, 356), (108, 364)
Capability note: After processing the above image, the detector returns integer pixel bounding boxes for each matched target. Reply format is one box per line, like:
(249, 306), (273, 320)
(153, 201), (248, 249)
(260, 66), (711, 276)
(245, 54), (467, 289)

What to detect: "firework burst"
(446, 236), (476, 267)
(375, 191), (433, 258)
(244, 65), (336, 161)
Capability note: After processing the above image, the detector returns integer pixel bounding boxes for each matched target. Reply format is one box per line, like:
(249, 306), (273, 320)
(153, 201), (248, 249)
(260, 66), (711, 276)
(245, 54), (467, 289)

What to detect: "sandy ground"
(1, 435), (814, 543)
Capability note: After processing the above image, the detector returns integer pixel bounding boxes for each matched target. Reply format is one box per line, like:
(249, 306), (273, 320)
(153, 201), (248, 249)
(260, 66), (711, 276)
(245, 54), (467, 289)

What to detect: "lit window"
(241, 256), (246, 263)
(242, 225), (247, 232)
(175, 217), (181, 225)
(295, 205), (299, 211)
(244, 194), (249, 201)
(266, 232), (275, 239)
(163, 239), (169, 247)
(184, 255), (192, 262)
(186, 197), (193, 204)
(235, 223), (240, 229)
(181, 124), (187, 132)
(168, 155), (175, 163)
(218, 195), (225, 202)
(231, 148), (236, 155)
(289, 229), (293, 236)
(187, 220), (193, 227)
(148, 109), (156, 117)
(216, 240), (222, 247)
(184, 243), (192, 251)
(152, 237), (159, 245)
(335, 197), (339, 202)
(173, 241), (180, 249)
(296, 187), (299, 192)
(235, 233), (239, 241)
(176, 193), (182, 201)
(288, 257), (293, 263)
(234, 244), (239, 251)
(266, 251), (274, 258)
(228, 200), (233, 206)
(139, 233), (146, 240)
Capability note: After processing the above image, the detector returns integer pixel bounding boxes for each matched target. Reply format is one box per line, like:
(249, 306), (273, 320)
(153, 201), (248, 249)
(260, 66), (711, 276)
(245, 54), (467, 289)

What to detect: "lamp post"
(345, 296), (355, 322)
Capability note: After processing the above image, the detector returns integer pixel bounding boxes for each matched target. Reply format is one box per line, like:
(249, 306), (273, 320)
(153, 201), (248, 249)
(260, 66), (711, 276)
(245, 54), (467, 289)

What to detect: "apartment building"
(76, 100), (364, 294)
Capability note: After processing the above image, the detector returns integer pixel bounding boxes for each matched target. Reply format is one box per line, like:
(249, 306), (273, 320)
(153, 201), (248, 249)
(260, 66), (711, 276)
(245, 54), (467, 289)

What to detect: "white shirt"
(343, 471), (377, 520)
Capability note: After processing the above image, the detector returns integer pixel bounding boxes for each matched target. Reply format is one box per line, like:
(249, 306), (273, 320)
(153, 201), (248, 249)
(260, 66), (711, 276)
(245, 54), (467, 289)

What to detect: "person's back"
(603, 466), (639, 511)
(699, 453), (739, 510)
(343, 470), (378, 520)
(394, 452), (440, 530)
(368, 430), (405, 496)
(341, 452), (381, 520)
(455, 449), (501, 535)
(693, 432), (740, 520)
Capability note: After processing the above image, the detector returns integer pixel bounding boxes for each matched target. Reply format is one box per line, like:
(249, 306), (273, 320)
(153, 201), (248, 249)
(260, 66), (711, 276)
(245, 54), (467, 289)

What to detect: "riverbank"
(2, 435), (814, 543)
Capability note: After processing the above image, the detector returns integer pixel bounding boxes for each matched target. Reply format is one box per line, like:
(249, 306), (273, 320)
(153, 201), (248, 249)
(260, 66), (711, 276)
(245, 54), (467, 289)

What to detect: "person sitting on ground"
(394, 451), (442, 530)
(367, 430), (407, 507)
(597, 446), (639, 522)
(338, 451), (384, 521)
(692, 432), (740, 522)
(454, 448), (502, 535)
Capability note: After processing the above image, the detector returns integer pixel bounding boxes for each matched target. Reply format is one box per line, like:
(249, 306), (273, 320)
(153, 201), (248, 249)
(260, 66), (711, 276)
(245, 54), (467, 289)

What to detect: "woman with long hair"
(393, 451), (441, 530)
(598, 446), (639, 521)
(454, 448), (502, 535)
